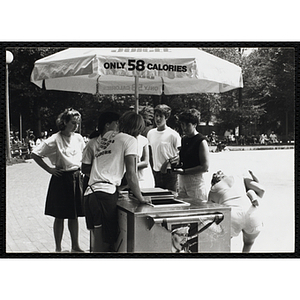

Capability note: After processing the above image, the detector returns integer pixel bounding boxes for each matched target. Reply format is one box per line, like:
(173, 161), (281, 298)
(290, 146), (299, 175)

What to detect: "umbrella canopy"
(31, 47), (243, 97)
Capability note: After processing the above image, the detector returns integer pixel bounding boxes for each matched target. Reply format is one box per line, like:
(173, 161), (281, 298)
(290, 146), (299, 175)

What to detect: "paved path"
(205, 148), (295, 253)
(6, 158), (90, 253)
(5, 148), (295, 254)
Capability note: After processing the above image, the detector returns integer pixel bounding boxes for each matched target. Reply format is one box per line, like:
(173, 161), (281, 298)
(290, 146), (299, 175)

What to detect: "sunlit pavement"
(205, 147), (294, 253)
(6, 147), (294, 254)
(6, 159), (90, 254)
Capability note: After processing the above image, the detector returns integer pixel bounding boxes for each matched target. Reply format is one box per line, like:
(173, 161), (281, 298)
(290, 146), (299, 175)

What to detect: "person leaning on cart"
(170, 108), (209, 203)
(31, 108), (86, 253)
(81, 111), (121, 191)
(82, 111), (151, 252)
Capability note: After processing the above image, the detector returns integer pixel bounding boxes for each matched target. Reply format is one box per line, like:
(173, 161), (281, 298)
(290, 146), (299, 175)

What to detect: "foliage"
(6, 46), (295, 140)
(7, 47), (68, 136)
(242, 47), (295, 136)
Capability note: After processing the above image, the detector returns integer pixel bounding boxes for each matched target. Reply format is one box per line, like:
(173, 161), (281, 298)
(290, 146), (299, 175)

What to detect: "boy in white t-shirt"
(82, 111), (151, 252)
(81, 111), (120, 191)
(147, 104), (181, 192)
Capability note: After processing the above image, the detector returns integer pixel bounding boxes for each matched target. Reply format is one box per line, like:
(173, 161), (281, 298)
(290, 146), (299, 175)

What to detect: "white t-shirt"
(82, 135), (101, 166)
(32, 132), (85, 171)
(208, 175), (250, 210)
(137, 135), (154, 188)
(147, 126), (181, 172)
(84, 131), (138, 195)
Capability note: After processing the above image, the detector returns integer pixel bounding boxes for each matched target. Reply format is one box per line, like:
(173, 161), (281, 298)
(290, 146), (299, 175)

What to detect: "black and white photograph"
(1, 3), (299, 299)
(3, 44), (296, 256)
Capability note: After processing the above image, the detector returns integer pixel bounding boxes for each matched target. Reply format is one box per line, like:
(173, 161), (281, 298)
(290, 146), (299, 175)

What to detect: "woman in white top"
(137, 134), (155, 189)
(32, 108), (86, 253)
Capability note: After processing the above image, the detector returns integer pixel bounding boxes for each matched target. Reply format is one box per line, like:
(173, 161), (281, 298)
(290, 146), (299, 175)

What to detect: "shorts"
(178, 173), (207, 202)
(84, 191), (118, 244)
(231, 205), (263, 237)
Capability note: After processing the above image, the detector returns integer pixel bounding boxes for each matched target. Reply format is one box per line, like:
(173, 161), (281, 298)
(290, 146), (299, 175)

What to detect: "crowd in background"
(9, 128), (89, 160)
(9, 129), (51, 159)
(207, 129), (281, 152)
(9, 123), (283, 160)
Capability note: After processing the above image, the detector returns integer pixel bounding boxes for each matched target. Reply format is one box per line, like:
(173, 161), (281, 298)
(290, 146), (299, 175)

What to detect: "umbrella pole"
(135, 75), (139, 114)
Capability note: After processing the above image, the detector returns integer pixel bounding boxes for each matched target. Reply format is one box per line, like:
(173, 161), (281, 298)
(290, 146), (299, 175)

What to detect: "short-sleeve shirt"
(137, 134), (154, 187)
(208, 175), (250, 210)
(84, 131), (138, 195)
(82, 135), (101, 166)
(147, 126), (181, 172)
(137, 135), (148, 159)
(32, 132), (85, 171)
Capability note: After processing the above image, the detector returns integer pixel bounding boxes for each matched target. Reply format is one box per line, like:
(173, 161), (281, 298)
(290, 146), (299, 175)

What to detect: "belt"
(153, 169), (172, 174)
(62, 168), (80, 173)
(88, 181), (114, 193)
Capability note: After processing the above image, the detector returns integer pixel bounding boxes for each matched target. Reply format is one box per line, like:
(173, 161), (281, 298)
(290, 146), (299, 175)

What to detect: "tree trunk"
(285, 111), (288, 140)
(33, 100), (41, 137)
(238, 88), (243, 135)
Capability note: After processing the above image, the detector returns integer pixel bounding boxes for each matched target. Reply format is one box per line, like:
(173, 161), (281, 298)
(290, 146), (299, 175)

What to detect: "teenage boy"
(147, 104), (181, 192)
(82, 111), (151, 252)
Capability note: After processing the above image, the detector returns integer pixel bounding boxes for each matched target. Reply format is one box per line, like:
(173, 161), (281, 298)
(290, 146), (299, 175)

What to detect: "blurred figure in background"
(269, 131), (278, 144)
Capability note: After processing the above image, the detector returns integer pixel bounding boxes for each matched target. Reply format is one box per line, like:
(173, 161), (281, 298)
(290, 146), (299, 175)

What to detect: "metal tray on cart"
(129, 188), (190, 208)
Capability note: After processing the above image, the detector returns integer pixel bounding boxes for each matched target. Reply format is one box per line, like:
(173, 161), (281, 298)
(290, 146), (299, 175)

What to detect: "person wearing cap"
(171, 225), (191, 253)
(208, 170), (265, 253)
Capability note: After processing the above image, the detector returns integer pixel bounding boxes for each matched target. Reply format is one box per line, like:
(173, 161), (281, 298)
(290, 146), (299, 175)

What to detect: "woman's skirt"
(45, 170), (84, 219)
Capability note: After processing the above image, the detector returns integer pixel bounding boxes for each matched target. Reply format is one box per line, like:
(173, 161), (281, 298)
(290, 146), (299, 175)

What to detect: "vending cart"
(114, 188), (231, 253)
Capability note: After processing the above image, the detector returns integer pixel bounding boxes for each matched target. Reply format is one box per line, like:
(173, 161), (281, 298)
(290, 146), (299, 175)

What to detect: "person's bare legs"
(247, 189), (259, 207)
(242, 231), (260, 253)
(68, 218), (84, 252)
(248, 170), (259, 183)
(53, 218), (64, 252)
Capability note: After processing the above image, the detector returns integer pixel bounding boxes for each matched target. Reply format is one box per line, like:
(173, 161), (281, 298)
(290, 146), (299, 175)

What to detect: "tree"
(7, 47), (159, 138)
(242, 47), (295, 138)
(7, 46), (294, 142)
(202, 47), (295, 139)
(199, 48), (247, 134)
(7, 47), (67, 137)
